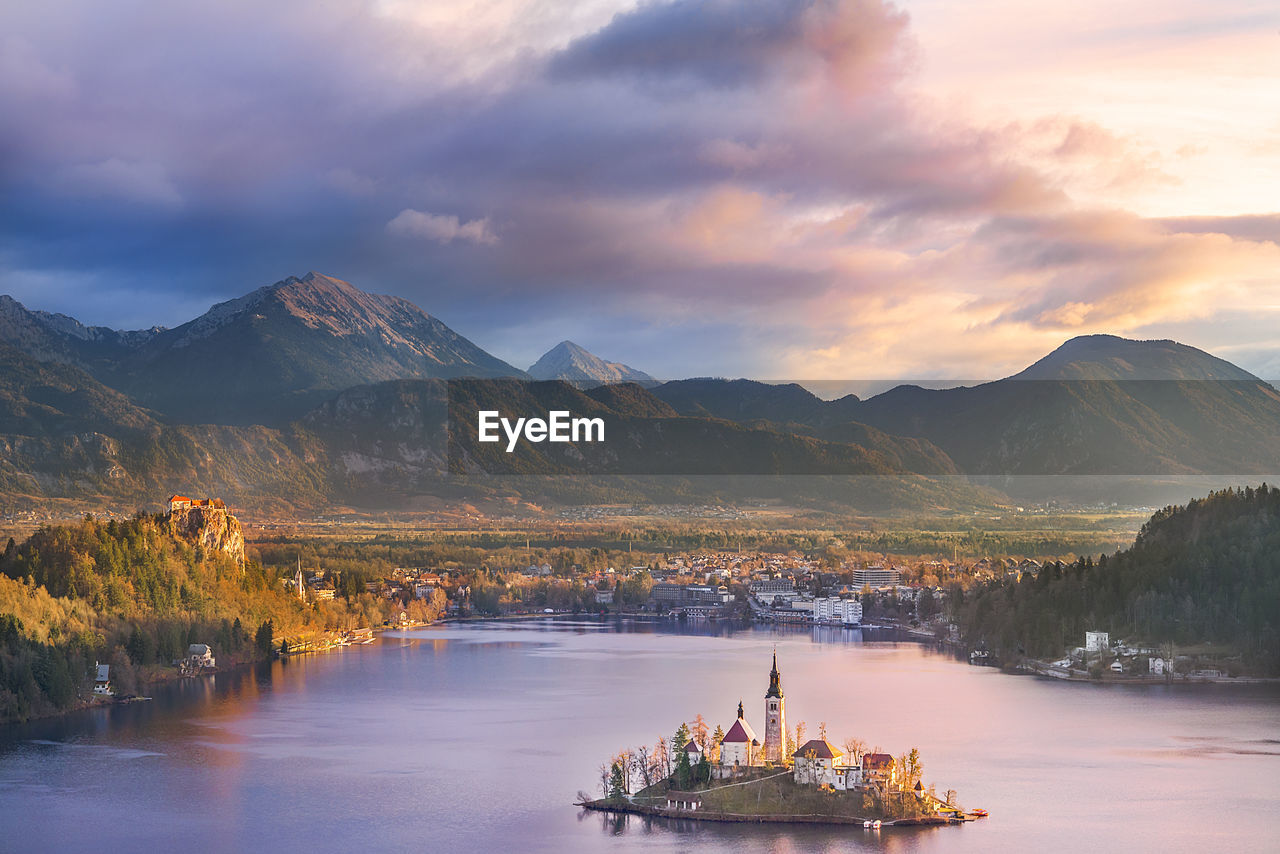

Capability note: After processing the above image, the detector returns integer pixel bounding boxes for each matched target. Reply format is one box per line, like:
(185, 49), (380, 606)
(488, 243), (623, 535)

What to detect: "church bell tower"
(763, 650), (786, 763)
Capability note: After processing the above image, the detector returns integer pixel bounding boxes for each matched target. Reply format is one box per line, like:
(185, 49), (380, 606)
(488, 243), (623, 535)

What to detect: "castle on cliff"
(166, 493), (245, 565)
(169, 495), (226, 512)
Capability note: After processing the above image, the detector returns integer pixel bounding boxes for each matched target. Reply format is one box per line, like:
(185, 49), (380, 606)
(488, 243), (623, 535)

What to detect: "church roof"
(722, 717), (756, 743)
(792, 738), (842, 760)
(684, 739), (702, 754)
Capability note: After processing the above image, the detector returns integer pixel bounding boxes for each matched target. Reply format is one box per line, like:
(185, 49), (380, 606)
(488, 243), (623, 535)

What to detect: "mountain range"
(2, 273), (1278, 513)
(651, 336), (1280, 476)
(1, 273), (525, 426)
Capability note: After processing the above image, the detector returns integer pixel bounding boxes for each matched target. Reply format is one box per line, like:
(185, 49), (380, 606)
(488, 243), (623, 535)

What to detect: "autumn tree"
(691, 713), (709, 748)
(599, 763), (611, 798)
(634, 745), (655, 790)
(656, 737), (670, 779)
(906, 747), (923, 788)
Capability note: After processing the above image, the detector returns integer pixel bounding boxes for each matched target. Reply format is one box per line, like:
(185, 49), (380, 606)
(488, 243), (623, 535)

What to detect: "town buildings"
(851, 565), (902, 588)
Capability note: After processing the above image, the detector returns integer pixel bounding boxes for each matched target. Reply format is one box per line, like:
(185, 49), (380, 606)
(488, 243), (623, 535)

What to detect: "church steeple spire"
(766, 649), (783, 699)
(762, 649), (787, 763)
(737, 699), (744, 719)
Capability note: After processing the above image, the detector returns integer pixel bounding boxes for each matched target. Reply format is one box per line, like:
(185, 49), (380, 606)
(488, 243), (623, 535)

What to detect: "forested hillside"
(0, 515), (439, 722)
(954, 486), (1280, 673)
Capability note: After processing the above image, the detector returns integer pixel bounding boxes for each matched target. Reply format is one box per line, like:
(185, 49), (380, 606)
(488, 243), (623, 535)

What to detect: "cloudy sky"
(3, 0), (1279, 380)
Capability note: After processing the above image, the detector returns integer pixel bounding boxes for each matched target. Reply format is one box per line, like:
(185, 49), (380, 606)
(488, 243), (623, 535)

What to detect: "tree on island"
(598, 763), (612, 798)
(655, 736), (670, 779)
(608, 761), (626, 801)
(907, 747), (923, 787)
(633, 745), (656, 789)
(695, 751), (710, 785)
(673, 722), (690, 754)
(673, 728), (693, 790)
(692, 713), (709, 748)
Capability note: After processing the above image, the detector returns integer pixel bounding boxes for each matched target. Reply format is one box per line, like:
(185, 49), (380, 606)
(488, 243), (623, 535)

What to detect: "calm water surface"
(1, 620), (1277, 853)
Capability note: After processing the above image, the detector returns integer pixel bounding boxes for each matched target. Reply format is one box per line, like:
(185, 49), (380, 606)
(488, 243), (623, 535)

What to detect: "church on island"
(704, 652), (898, 793)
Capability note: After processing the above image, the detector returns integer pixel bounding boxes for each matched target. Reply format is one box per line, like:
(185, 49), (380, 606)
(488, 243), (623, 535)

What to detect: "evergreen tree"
(255, 620), (274, 658)
(675, 747), (692, 790)
(608, 761), (626, 801)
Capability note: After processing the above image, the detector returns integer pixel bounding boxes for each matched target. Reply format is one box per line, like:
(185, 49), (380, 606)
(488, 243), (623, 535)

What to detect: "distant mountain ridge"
(1010, 334), (1259, 381)
(850, 337), (1280, 475)
(527, 340), (654, 386)
(2, 273), (527, 425)
(0, 294), (163, 366)
(648, 338), (1280, 476)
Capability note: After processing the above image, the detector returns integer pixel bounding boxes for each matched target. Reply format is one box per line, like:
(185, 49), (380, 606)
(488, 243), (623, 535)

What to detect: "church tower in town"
(763, 650), (787, 763)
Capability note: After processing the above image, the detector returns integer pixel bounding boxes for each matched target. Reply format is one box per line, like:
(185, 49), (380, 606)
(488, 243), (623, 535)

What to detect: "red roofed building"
(169, 495), (227, 513)
(863, 752), (899, 787)
(792, 738), (843, 786)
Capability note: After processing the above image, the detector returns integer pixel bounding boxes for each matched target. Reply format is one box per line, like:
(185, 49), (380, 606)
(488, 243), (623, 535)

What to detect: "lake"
(1, 619), (1277, 853)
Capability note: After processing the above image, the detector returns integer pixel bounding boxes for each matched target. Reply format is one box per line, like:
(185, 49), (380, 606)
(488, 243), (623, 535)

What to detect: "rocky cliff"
(167, 502), (245, 565)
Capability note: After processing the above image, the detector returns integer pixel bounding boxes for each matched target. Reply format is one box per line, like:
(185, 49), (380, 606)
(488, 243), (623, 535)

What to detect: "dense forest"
(953, 486), (1280, 673)
(0, 515), (440, 723)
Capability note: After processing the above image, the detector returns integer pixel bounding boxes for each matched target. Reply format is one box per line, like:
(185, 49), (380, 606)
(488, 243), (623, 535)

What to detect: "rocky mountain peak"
(528, 340), (654, 385)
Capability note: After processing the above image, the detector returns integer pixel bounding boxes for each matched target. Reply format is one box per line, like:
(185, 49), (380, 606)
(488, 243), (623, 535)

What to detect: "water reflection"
(0, 621), (1276, 854)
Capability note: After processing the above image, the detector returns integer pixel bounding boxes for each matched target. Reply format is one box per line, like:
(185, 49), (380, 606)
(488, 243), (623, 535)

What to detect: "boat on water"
(969, 647), (997, 667)
(968, 808), (988, 817)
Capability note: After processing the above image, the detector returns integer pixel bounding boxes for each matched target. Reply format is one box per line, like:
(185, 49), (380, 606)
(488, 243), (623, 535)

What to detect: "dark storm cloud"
(550, 0), (812, 86)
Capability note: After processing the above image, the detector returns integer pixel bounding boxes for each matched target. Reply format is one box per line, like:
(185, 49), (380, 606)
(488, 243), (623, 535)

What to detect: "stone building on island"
(708, 653), (876, 794)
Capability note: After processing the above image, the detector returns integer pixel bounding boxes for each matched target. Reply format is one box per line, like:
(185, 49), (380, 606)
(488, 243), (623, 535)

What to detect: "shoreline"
(444, 613), (1280, 684)
(0, 620), (442, 728)
(577, 799), (963, 828)
(1014, 660), (1280, 685)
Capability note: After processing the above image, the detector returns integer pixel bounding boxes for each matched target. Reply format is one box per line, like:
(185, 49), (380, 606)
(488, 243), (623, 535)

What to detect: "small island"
(579, 653), (978, 828)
